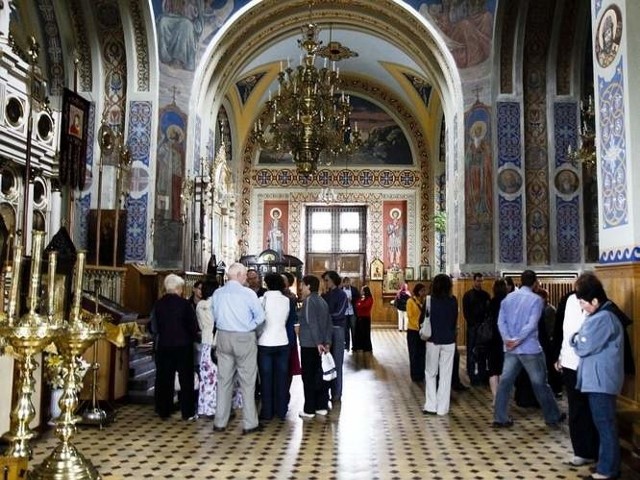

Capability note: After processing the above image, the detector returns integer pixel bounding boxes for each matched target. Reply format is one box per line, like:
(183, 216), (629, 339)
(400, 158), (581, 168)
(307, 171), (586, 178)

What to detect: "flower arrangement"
(44, 353), (91, 390)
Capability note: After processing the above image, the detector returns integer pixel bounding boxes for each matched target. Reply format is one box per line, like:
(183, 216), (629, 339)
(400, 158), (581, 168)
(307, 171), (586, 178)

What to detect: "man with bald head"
(212, 262), (265, 434)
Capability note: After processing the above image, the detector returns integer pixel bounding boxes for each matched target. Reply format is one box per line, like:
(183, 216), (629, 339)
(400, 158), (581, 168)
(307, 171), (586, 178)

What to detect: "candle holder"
(30, 251), (106, 480)
(0, 231), (62, 458)
(29, 315), (104, 479)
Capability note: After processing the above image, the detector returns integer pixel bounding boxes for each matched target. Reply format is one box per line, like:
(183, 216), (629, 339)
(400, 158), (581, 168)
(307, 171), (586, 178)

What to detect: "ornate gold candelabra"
(0, 232), (61, 458)
(30, 251), (105, 480)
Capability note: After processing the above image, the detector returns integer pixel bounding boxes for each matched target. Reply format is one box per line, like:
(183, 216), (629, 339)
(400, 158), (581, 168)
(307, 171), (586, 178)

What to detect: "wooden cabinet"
(124, 263), (158, 317)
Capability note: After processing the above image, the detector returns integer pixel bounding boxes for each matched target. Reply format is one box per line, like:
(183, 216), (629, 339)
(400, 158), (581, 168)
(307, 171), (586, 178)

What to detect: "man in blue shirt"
(212, 262), (265, 434)
(493, 269), (564, 428)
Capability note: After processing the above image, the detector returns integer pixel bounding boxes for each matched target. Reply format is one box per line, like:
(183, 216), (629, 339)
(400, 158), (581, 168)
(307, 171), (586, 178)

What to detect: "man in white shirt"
(555, 291), (597, 466)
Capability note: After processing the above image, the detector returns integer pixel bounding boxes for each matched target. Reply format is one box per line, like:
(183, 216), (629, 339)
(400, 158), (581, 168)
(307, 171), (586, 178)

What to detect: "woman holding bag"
(423, 274), (458, 416)
(298, 275), (333, 419)
(407, 283), (428, 383)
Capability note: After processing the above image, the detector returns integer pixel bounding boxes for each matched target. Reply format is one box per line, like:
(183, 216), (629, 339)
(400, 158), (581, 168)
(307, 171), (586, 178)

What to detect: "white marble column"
(0, 1), (11, 39)
(593, 0), (640, 262)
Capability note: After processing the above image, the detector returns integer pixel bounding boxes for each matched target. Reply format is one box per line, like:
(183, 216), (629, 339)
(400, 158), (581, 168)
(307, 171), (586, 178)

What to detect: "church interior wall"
(0, 0), (640, 426)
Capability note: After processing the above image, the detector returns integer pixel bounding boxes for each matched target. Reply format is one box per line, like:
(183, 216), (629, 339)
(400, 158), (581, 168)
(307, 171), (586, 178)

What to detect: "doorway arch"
(191, 0), (464, 271)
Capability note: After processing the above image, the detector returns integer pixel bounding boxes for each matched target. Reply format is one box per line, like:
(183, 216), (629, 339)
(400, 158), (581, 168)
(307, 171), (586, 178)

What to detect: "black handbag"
(475, 318), (493, 345)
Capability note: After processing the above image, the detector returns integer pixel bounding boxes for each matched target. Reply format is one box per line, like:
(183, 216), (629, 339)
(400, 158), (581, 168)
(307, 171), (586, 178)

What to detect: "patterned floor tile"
(27, 330), (640, 479)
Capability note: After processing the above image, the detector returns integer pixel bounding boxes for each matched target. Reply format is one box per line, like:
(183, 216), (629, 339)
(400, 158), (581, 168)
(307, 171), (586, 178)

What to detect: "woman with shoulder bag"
(423, 274), (458, 416)
(407, 283), (428, 383)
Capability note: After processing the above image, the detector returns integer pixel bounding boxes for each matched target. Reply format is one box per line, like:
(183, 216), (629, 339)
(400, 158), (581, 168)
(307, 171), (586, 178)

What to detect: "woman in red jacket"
(353, 285), (374, 352)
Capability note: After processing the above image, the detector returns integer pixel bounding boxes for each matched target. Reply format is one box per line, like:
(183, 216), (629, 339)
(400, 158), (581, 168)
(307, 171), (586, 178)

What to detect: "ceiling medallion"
(317, 41), (359, 62)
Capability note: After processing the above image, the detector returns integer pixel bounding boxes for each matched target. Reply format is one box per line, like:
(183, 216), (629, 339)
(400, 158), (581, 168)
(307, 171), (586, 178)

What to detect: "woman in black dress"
(487, 279), (507, 403)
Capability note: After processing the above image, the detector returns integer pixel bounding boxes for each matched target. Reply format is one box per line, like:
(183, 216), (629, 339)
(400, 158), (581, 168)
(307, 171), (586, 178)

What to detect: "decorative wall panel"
(600, 246), (640, 264)
(125, 101), (152, 261)
(125, 194), (148, 261)
(253, 169), (418, 189)
(499, 0), (519, 94)
(128, 101), (152, 167)
(94, 0), (128, 145)
(497, 102), (521, 168)
(556, 0), (578, 95)
(498, 196), (523, 263)
(523, 0), (554, 264)
(598, 59), (628, 229)
(553, 102), (577, 168)
(130, 0), (150, 91)
(556, 196), (581, 263)
(68, 0), (93, 91)
(36, 0), (64, 95)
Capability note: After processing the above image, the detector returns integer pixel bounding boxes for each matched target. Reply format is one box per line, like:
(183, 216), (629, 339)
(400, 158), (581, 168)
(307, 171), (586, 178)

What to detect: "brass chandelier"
(252, 6), (361, 174)
(567, 95), (596, 174)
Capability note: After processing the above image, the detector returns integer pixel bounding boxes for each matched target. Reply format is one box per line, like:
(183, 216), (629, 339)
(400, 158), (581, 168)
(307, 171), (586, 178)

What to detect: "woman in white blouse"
(258, 273), (292, 420)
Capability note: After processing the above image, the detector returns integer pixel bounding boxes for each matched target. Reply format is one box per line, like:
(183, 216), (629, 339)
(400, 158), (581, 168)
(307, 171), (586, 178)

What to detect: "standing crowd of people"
(151, 265), (628, 479)
(150, 266), (374, 429)
(399, 268), (627, 479)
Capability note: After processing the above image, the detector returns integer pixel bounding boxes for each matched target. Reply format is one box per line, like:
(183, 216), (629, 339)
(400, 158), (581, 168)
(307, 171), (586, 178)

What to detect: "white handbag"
(321, 352), (337, 381)
(419, 295), (432, 341)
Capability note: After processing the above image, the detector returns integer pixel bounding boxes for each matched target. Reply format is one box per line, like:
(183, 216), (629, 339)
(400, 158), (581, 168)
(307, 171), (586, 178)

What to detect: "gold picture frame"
(419, 264), (432, 281)
(369, 258), (384, 281)
(383, 269), (404, 294)
(404, 267), (414, 281)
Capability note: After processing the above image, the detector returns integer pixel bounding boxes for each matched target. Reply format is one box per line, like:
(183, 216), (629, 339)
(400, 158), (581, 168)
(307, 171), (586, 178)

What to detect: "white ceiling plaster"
(237, 27), (428, 106)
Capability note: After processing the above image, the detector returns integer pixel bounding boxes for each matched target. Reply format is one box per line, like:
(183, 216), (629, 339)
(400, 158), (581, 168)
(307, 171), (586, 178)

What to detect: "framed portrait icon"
(404, 267), (414, 281)
(419, 264), (432, 281)
(370, 258), (384, 281)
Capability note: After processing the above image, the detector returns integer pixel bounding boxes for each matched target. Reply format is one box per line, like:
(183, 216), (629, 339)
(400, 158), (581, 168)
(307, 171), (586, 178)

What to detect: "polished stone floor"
(29, 330), (639, 479)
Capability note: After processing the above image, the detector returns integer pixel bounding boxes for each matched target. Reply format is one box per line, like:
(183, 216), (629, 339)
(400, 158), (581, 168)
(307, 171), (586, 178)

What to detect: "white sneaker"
(298, 411), (315, 419)
(315, 409), (328, 416)
(564, 455), (595, 466)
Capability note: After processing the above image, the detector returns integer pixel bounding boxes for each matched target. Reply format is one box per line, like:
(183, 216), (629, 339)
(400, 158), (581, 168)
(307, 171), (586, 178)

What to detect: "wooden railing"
(83, 265), (127, 304)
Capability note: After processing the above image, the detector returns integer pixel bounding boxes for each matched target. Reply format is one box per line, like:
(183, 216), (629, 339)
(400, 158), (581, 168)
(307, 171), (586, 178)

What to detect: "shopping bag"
(321, 352), (337, 381)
